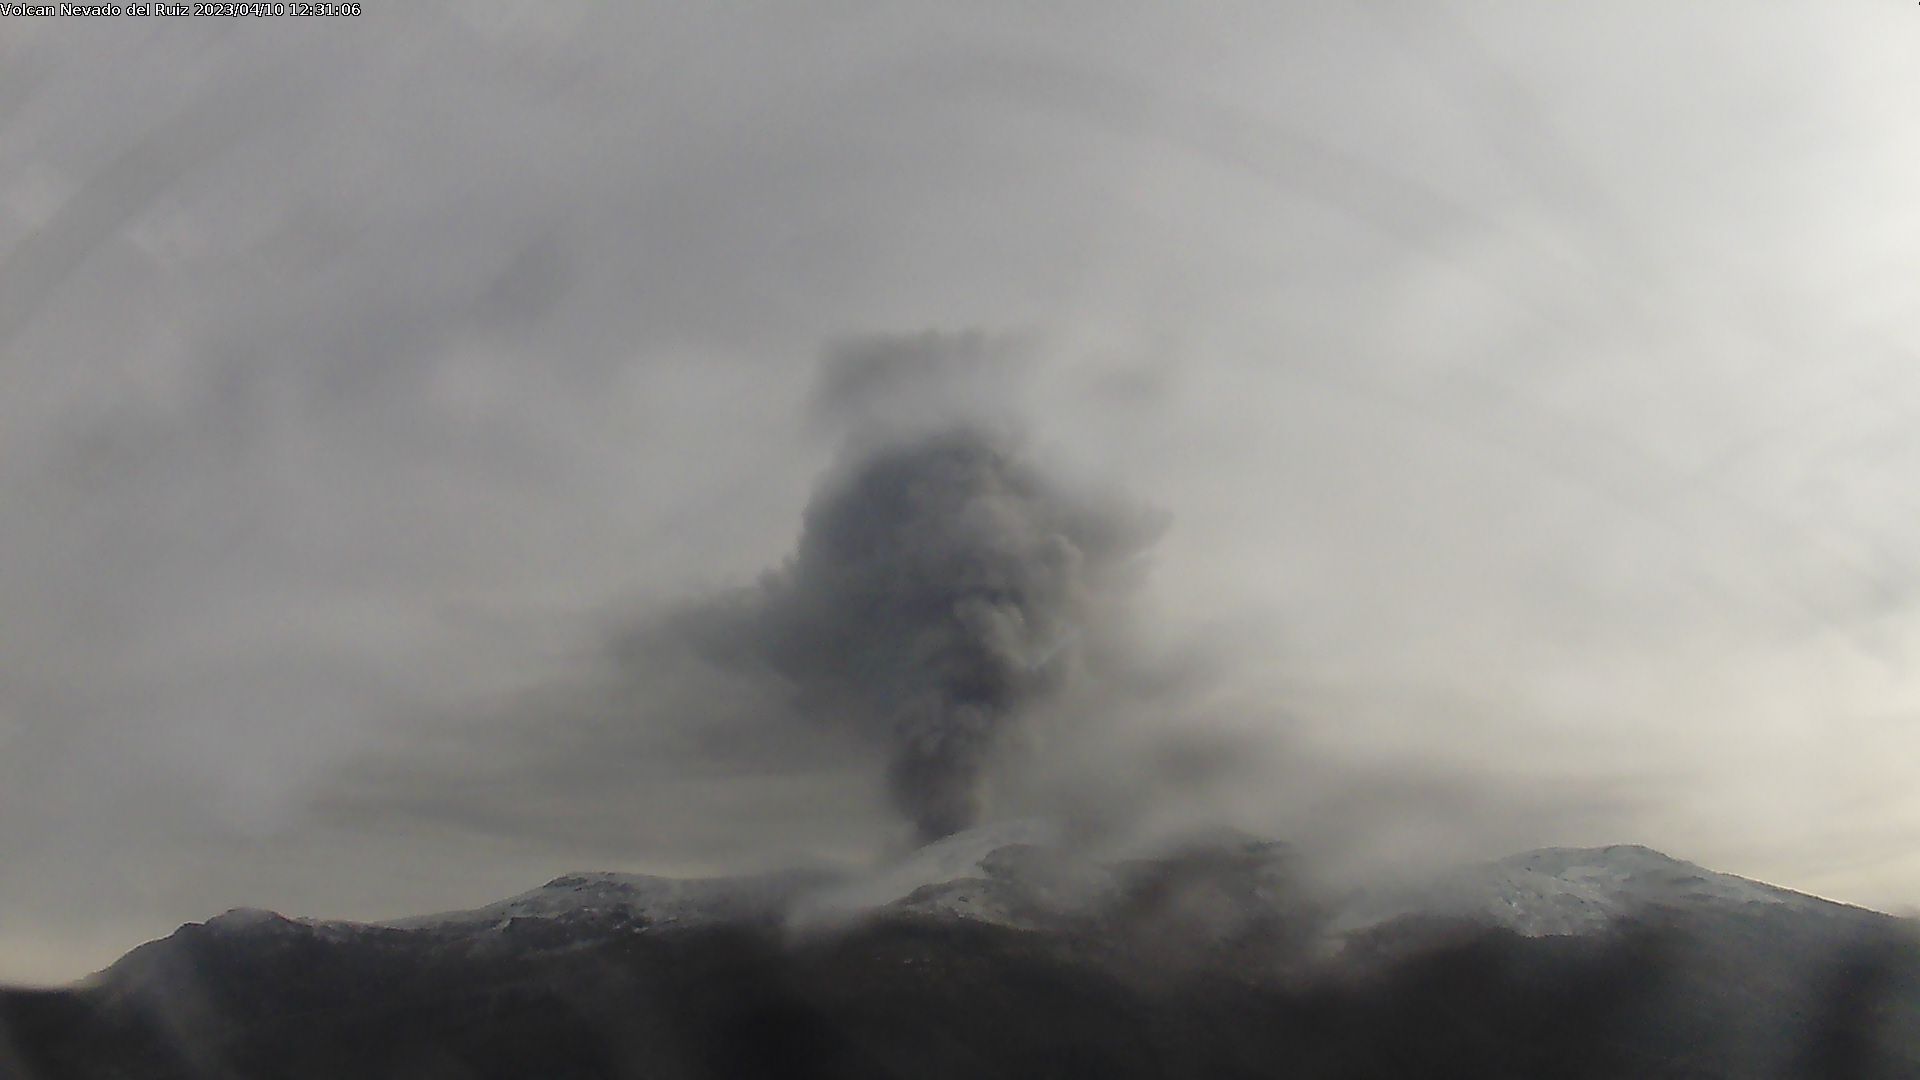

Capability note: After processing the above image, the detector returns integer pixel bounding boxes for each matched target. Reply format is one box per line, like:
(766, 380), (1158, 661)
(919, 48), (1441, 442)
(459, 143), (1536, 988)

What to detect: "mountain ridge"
(119, 827), (1897, 966)
(7, 826), (1917, 1079)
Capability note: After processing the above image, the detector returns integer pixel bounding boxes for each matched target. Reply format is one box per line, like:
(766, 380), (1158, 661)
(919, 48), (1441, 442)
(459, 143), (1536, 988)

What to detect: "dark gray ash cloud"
(753, 427), (1154, 839)
(677, 335), (1164, 840)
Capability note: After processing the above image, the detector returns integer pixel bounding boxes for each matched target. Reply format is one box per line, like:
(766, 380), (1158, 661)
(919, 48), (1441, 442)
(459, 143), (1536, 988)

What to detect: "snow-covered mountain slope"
(804, 826), (1873, 943)
(199, 907), (372, 942)
(1330, 844), (1855, 938)
(385, 867), (834, 933)
(809, 819), (1065, 911)
(793, 821), (1304, 933)
(129, 824), (1896, 964)
(789, 818), (1084, 928)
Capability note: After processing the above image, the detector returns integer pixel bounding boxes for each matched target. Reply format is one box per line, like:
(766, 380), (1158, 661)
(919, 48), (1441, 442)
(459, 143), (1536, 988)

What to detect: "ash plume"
(695, 336), (1163, 841)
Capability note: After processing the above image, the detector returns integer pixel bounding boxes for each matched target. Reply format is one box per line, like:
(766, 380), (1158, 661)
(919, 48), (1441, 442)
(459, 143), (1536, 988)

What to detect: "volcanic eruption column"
(756, 427), (1159, 842)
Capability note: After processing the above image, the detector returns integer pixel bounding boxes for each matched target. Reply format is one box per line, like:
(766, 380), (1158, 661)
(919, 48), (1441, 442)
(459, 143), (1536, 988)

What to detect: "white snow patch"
(788, 819), (1066, 927)
(202, 907), (367, 944)
(1332, 844), (1835, 938)
(386, 869), (826, 933)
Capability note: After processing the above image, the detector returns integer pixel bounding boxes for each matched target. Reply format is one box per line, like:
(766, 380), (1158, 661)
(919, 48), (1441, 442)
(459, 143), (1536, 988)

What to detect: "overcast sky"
(4, 2), (1919, 985)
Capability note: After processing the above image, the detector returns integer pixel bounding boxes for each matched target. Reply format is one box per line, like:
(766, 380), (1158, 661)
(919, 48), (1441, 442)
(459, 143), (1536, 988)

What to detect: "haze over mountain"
(5, 0), (1920, 1039)
(6, 823), (1916, 1078)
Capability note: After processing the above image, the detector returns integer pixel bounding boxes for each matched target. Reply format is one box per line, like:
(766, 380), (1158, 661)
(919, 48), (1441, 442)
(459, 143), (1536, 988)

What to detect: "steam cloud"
(692, 338), (1163, 841)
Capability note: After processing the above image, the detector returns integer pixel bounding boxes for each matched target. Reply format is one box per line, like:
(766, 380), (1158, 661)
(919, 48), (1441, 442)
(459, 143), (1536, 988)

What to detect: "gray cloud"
(322, 333), (1167, 850)
(702, 337), (1162, 839)
(5, 1), (1920, 984)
